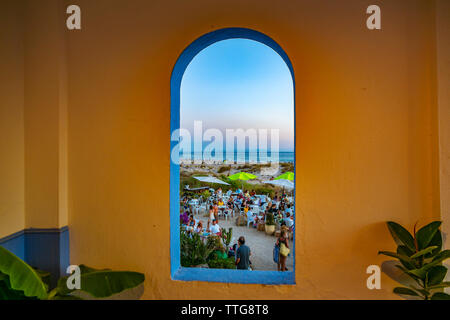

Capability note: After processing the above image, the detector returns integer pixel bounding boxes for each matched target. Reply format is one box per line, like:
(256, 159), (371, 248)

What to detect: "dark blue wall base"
(0, 226), (70, 288)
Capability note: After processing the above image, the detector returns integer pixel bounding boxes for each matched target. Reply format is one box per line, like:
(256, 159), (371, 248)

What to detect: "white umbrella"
(263, 179), (294, 189)
(193, 176), (230, 185)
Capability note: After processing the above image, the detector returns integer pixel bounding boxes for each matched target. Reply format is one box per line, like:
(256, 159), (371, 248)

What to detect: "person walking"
(276, 230), (290, 271)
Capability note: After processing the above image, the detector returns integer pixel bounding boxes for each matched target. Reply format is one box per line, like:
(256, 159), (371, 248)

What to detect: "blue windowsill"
(172, 267), (295, 285)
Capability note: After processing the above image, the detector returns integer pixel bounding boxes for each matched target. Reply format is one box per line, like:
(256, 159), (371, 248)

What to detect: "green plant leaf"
(397, 245), (414, 257)
(431, 292), (450, 300)
(57, 269), (145, 298)
(427, 266), (447, 286)
(378, 251), (414, 266)
(406, 250), (450, 279)
(0, 271), (7, 282)
(387, 221), (416, 252)
(410, 246), (438, 259)
(0, 277), (36, 300)
(416, 221), (442, 250)
(426, 231), (442, 258)
(432, 250), (450, 263)
(427, 281), (450, 290)
(52, 295), (84, 300)
(78, 264), (111, 274)
(0, 246), (48, 299)
(396, 246), (417, 269)
(393, 287), (420, 297)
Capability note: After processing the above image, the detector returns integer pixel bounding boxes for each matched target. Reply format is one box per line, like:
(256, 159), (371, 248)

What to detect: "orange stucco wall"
(1, 0), (449, 299)
(0, 1), (25, 238)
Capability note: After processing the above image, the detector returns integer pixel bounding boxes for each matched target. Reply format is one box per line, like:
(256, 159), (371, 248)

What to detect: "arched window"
(170, 28), (295, 284)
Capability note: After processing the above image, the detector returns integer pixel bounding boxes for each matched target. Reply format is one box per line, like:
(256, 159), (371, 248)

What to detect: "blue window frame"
(170, 27), (295, 284)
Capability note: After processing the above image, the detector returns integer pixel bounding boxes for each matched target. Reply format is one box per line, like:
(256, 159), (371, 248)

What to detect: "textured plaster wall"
(0, 0), (69, 237)
(0, 1), (25, 238)
(0, 0), (445, 299)
(436, 0), (450, 291)
(23, 0), (69, 229)
(64, 0), (442, 299)
(436, 0), (450, 252)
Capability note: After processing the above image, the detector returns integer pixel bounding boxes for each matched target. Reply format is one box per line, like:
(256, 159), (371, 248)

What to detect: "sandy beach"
(181, 162), (294, 185)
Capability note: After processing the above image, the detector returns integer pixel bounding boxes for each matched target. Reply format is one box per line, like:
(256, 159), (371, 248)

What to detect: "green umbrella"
(228, 172), (257, 181)
(275, 171), (294, 181)
(228, 172), (257, 190)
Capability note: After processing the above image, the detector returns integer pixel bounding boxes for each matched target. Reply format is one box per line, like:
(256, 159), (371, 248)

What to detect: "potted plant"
(0, 246), (145, 300)
(379, 221), (450, 300)
(265, 213), (276, 235)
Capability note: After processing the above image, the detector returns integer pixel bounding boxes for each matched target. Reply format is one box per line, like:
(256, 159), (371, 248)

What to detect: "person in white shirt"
(284, 212), (294, 228)
(210, 219), (221, 235)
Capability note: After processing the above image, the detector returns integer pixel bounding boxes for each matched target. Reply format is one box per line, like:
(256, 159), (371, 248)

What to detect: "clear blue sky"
(180, 39), (294, 151)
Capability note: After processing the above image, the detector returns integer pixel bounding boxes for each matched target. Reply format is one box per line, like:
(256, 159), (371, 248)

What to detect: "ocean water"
(179, 151), (294, 163)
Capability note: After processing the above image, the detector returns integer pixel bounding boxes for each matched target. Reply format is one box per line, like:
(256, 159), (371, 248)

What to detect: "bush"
(180, 232), (215, 267)
(201, 190), (211, 199)
(207, 257), (236, 269)
(221, 227), (233, 249)
(206, 235), (225, 253)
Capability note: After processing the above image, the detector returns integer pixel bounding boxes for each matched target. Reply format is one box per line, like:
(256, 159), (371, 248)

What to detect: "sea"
(179, 151), (294, 163)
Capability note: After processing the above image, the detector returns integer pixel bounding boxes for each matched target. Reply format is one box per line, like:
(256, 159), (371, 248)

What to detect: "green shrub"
(207, 257), (236, 269)
(221, 227), (233, 249)
(180, 232), (215, 267)
(201, 190), (211, 199)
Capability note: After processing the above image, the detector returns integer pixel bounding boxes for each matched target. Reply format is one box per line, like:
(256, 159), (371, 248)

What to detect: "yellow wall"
(436, 0), (450, 290)
(65, 0), (442, 299)
(0, 0), (448, 299)
(23, 0), (68, 229)
(0, 0), (68, 236)
(0, 1), (25, 238)
(436, 0), (450, 251)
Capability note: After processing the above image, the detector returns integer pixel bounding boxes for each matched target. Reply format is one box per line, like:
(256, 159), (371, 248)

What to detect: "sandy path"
(193, 214), (294, 271)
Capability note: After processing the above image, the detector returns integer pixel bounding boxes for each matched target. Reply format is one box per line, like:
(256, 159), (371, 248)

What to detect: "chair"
(261, 203), (268, 213)
(222, 209), (230, 221)
(246, 211), (255, 228)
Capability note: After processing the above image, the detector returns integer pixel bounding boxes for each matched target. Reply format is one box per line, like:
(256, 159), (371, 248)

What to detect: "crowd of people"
(180, 187), (294, 271)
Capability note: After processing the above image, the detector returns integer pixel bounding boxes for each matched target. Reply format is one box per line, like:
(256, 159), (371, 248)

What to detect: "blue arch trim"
(170, 28), (295, 284)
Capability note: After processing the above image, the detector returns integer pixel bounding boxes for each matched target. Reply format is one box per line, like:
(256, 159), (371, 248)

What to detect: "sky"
(180, 39), (294, 152)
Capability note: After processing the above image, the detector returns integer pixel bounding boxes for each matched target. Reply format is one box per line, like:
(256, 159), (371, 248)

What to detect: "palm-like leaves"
(379, 221), (450, 300)
(0, 246), (48, 299)
(0, 246), (145, 300)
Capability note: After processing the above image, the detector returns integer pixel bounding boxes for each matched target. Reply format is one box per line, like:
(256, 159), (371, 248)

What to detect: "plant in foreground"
(180, 231), (215, 267)
(379, 221), (450, 300)
(0, 246), (145, 300)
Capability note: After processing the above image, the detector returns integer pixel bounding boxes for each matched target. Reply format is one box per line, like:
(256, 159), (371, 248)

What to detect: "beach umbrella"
(193, 176), (230, 185)
(263, 179), (294, 190)
(275, 171), (294, 181)
(228, 172), (257, 190)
